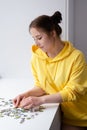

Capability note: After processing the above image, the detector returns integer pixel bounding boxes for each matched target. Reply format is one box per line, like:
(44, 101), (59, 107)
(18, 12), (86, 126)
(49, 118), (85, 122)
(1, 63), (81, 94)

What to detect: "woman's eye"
(38, 37), (42, 40)
(33, 37), (42, 41)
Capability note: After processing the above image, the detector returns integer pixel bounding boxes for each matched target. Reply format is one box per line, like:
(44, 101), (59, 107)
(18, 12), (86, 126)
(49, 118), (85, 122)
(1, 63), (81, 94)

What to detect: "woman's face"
(30, 27), (55, 53)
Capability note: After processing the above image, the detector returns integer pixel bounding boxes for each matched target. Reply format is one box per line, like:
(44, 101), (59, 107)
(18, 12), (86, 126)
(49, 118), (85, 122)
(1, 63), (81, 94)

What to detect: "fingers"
(13, 95), (22, 108)
(13, 96), (42, 110)
(19, 97), (33, 108)
(20, 97), (34, 109)
(24, 104), (33, 109)
(13, 98), (18, 107)
(19, 97), (37, 109)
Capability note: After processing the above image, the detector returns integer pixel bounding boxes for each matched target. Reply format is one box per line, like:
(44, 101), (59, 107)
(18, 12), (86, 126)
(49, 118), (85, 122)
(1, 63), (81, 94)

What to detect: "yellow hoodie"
(31, 41), (87, 126)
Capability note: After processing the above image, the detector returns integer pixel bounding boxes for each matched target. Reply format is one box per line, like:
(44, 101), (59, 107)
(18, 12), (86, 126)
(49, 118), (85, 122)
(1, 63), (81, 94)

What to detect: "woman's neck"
(47, 40), (64, 58)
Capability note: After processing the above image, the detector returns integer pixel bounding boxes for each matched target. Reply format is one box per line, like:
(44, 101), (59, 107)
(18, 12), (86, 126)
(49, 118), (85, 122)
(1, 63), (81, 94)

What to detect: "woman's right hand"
(13, 94), (24, 108)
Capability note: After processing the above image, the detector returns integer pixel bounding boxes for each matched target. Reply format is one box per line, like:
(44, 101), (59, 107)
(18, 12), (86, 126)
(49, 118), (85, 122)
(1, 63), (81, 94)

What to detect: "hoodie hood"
(31, 41), (75, 62)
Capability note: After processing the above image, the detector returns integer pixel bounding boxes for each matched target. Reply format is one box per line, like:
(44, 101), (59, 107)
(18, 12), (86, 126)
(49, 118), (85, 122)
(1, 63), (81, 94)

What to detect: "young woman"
(13, 11), (87, 130)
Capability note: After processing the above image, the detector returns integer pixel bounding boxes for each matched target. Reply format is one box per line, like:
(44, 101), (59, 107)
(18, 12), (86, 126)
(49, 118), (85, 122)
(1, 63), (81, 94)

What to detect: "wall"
(74, 0), (87, 60)
(0, 0), (68, 78)
(67, 0), (74, 43)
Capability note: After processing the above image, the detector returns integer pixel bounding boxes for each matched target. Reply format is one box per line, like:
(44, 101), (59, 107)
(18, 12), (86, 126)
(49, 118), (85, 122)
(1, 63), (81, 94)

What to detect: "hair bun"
(51, 11), (62, 24)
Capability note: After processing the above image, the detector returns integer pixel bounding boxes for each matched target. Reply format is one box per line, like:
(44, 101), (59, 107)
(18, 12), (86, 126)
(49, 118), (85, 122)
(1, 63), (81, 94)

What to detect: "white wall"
(0, 0), (68, 79)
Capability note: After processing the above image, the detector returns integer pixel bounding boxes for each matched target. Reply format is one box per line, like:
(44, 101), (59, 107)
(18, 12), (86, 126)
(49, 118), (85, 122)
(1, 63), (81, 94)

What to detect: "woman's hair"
(29, 11), (62, 37)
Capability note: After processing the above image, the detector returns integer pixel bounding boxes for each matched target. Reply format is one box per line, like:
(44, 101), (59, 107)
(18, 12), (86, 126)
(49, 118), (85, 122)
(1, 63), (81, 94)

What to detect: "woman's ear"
(50, 30), (56, 37)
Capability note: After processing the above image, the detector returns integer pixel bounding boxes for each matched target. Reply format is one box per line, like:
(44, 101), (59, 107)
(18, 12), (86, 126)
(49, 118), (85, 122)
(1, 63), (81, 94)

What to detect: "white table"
(0, 79), (61, 130)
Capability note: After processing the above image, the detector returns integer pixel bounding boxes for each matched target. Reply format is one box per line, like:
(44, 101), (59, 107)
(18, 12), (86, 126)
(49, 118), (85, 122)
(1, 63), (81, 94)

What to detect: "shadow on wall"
(0, 76), (2, 79)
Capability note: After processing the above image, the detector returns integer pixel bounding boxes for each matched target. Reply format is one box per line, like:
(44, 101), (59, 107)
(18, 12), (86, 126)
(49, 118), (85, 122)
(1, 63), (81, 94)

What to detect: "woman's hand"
(19, 96), (43, 109)
(13, 94), (24, 108)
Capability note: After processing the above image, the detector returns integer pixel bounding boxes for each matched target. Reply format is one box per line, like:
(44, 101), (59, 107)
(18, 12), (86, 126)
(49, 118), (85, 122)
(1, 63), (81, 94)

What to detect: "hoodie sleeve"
(60, 52), (87, 102)
(31, 55), (41, 87)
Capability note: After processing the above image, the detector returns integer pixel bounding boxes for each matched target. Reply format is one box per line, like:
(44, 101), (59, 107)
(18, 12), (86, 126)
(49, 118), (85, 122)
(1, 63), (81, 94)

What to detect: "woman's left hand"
(19, 96), (43, 109)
